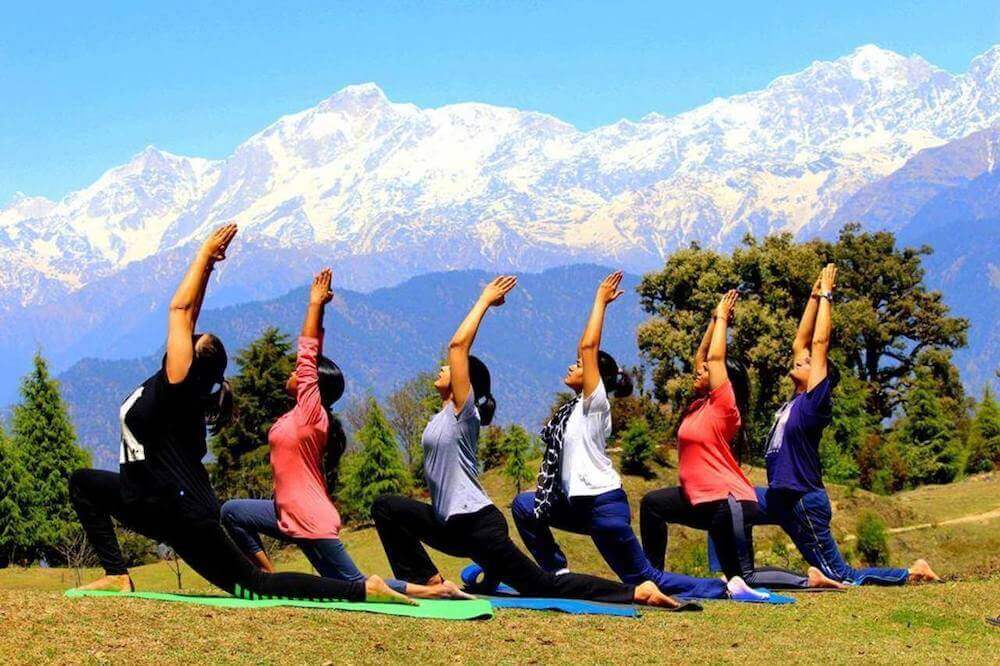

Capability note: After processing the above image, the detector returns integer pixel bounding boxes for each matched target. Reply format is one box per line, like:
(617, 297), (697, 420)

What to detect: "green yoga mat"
(65, 588), (493, 621)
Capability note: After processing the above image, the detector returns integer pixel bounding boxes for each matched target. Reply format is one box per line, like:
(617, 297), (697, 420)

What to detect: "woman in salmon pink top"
(221, 269), (469, 600)
(639, 290), (843, 590)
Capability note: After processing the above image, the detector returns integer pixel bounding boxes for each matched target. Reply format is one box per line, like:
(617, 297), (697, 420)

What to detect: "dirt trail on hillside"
(842, 505), (1000, 541)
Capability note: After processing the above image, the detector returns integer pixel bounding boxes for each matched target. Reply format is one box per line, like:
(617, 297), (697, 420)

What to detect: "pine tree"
(211, 328), (294, 500)
(818, 369), (869, 482)
(478, 424), (506, 471)
(0, 424), (31, 565)
(339, 398), (411, 522)
(503, 425), (536, 494)
(895, 365), (960, 485)
(12, 353), (91, 559)
(619, 417), (655, 475)
(966, 386), (1000, 473)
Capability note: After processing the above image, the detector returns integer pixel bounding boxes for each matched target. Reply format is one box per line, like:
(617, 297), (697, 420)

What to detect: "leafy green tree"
(856, 433), (908, 494)
(893, 365), (961, 485)
(619, 417), (655, 476)
(503, 425), (536, 494)
(827, 226), (967, 420)
(478, 424), (506, 472)
(0, 424), (31, 565)
(211, 328), (294, 500)
(965, 386), (1000, 474)
(12, 353), (91, 559)
(386, 371), (442, 487)
(338, 398), (411, 523)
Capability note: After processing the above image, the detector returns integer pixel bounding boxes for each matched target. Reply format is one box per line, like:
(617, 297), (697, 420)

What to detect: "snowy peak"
(841, 44), (934, 82)
(317, 82), (391, 112)
(969, 45), (1000, 82)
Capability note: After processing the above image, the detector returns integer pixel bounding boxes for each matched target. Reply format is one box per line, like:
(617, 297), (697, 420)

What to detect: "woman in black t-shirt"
(70, 224), (410, 604)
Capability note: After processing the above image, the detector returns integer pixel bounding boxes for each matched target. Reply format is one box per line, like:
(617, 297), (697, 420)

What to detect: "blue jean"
(220, 499), (408, 594)
(748, 487), (908, 586)
(511, 488), (728, 599)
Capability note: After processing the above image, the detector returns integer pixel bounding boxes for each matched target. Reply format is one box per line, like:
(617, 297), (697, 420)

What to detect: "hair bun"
(613, 369), (634, 398)
(476, 392), (497, 426)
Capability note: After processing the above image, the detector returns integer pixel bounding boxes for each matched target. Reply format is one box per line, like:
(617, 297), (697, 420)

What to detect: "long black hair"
(597, 350), (634, 398)
(317, 355), (348, 471)
(191, 333), (233, 435)
(468, 355), (497, 426)
(725, 357), (751, 463)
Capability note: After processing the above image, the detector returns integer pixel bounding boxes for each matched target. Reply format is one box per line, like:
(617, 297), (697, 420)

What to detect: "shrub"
(855, 511), (890, 567)
(619, 417), (655, 475)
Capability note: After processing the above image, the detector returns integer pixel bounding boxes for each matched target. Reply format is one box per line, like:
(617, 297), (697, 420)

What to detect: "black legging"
(69, 469), (365, 601)
(372, 495), (635, 604)
(639, 486), (808, 589)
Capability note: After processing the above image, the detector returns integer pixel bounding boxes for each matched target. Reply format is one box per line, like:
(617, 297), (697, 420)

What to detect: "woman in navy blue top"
(756, 264), (939, 585)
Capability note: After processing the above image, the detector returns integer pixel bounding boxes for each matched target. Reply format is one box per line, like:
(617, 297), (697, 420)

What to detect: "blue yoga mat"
(461, 564), (639, 616)
(483, 595), (639, 617)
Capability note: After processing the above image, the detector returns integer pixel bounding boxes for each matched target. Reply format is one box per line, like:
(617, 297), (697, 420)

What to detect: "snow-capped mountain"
(3, 44), (998, 310)
(2, 44), (999, 407)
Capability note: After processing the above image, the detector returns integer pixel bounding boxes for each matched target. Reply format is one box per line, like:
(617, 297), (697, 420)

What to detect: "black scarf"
(532, 396), (580, 519)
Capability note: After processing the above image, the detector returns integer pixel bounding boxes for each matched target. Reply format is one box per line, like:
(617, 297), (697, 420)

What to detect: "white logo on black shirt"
(119, 386), (146, 464)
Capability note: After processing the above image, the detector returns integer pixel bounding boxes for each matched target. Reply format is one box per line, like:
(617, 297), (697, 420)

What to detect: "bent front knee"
(510, 492), (536, 521)
(370, 494), (400, 524)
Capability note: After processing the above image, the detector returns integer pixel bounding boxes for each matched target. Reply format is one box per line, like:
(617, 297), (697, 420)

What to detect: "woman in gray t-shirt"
(371, 276), (687, 608)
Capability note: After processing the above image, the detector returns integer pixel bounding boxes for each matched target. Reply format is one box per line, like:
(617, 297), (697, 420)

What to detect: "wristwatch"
(818, 290), (834, 302)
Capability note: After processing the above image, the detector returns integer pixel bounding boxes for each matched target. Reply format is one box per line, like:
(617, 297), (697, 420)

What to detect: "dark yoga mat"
(459, 564), (703, 615)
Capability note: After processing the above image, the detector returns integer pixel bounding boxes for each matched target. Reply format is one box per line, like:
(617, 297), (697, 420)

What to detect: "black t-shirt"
(118, 365), (219, 520)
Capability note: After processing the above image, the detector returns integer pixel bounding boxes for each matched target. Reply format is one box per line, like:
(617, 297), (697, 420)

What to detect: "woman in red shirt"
(639, 290), (843, 590)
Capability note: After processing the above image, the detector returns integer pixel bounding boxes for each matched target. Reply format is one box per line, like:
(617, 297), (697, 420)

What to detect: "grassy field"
(1, 464), (997, 664)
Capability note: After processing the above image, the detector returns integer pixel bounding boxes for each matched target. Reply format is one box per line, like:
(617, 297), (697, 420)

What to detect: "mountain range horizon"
(2, 42), (997, 465)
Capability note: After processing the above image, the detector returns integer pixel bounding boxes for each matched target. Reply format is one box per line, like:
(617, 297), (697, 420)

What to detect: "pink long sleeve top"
(269, 335), (342, 539)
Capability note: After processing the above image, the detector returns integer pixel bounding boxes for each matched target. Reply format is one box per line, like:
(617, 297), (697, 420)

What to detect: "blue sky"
(2, 1), (997, 202)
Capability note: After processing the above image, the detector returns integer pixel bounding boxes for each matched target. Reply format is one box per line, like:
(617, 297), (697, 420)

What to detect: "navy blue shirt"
(764, 376), (833, 492)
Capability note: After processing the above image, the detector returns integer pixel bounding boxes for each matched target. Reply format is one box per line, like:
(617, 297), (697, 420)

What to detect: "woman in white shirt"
(510, 271), (763, 601)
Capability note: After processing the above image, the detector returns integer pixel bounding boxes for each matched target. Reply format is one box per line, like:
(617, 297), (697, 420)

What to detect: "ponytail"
(205, 379), (234, 435)
(324, 410), (347, 471)
(597, 350), (634, 398)
(468, 355), (497, 426)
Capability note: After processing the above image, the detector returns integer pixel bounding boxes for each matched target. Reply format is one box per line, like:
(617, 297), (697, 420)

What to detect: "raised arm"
(295, 269), (334, 422)
(580, 271), (624, 396)
(808, 264), (836, 391)
(695, 316), (716, 369)
(707, 290), (738, 390)
(449, 276), (517, 411)
(792, 275), (822, 362)
(302, 268), (333, 340)
(165, 224), (237, 383)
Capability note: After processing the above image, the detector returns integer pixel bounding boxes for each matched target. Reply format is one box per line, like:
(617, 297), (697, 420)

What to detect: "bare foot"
(633, 581), (681, 608)
(364, 575), (418, 605)
(807, 567), (846, 589)
(409, 580), (477, 600)
(908, 559), (941, 583)
(78, 574), (133, 592)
